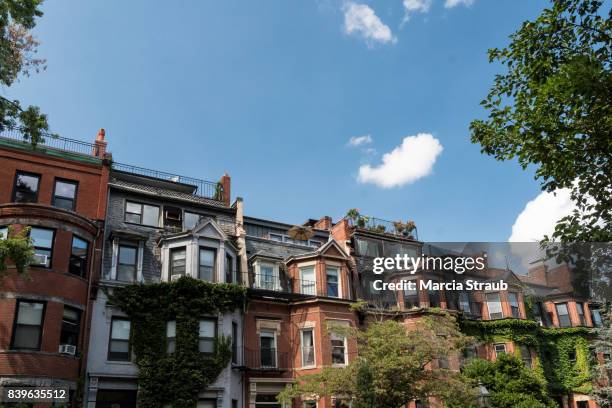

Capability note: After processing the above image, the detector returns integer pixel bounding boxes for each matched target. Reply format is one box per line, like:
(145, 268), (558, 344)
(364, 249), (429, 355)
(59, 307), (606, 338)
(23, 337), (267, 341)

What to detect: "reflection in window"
(326, 267), (339, 297)
(69, 236), (89, 277)
(117, 245), (137, 282)
(556, 303), (571, 327)
(11, 301), (45, 350)
(125, 201), (159, 227)
(486, 293), (503, 320)
(356, 239), (379, 257)
(53, 179), (77, 210)
(30, 227), (54, 267)
(109, 318), (131, 360)
(13, 172), (40, 203)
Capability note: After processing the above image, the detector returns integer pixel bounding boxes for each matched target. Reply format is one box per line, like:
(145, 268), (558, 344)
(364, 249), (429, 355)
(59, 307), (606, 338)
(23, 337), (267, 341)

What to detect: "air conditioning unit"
(171, 274), (183, 282)
(32, 254), (48, 266)
(59, 344), (76, 355)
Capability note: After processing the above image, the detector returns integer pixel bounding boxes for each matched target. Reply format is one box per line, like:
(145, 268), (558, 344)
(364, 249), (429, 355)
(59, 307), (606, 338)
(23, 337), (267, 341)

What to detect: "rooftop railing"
(0, 126), (98, 156)
(347, 216), (419, 240)
(112, 162), (223, 201)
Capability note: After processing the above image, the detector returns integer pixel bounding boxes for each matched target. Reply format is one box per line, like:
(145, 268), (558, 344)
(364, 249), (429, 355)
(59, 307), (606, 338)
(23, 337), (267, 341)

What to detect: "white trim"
(254, 261), (280, 291)
(299, 265), (316, 295)
(325, 265), (341, 299)
(110, 239), (119, 280)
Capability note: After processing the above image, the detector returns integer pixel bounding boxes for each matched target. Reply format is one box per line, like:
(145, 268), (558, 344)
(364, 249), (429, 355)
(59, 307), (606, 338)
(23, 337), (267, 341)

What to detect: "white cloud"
(508, 188), (575, 242)
(357, 133), (443, 188)
(343, 2), (396, 46)
(402, 0), (432, 22)
(348, 134), (373, 147)
(444, 0), (475, 8)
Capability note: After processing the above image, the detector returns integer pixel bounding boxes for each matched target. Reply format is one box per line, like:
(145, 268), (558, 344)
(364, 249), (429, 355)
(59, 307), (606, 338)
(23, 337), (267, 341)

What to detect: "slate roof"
(109, 178), (229, 208)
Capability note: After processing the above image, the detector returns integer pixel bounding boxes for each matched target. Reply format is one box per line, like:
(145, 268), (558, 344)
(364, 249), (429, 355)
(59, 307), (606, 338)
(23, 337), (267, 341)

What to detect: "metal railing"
(112, 162), (223, 201)
(244, 347), (288, 370)
(347, 216), (419, 240)
(0, 126), (98, 156)
(245, 273), (345, 298)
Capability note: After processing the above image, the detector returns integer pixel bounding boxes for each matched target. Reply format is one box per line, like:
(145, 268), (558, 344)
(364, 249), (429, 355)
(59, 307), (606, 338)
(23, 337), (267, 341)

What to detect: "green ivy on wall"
(460, 318), (593, 395)
(107, 277), (246, 408)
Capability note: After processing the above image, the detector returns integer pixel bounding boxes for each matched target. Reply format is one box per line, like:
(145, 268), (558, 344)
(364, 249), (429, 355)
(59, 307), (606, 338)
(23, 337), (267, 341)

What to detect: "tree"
(470, 0), (612, 242)
(592, 304), (612, 407)
(278, 314), (477, 408)
(0, 227), (34, 280)
(461, 354), (557, 408)
(0, 0), (51, 145)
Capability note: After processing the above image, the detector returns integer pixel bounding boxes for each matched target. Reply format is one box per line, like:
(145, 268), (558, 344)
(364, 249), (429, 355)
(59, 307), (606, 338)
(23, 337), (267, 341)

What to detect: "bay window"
(199, 247), (215, 282)
(170, 247), (187, 278)
(30, 227), (54, 268)
(300, 266), (316, 295)
(326, 266), (339, 297)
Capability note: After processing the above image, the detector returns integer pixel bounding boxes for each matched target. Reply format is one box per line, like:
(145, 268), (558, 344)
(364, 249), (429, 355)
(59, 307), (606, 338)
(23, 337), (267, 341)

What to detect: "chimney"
(93, 128), (108, 158)
(219, 173), (231, 206)
(314, 216), (333, 230)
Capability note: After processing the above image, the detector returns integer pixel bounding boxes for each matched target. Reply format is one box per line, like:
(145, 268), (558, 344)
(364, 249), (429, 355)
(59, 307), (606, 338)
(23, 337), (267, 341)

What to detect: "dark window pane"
(199, 248), (215, 281)
(13, 172), (40, 203)
(69, 236), (89, 276)
(12, 301), (44, 350)
(119, 246), (137, 265)
(13, 325), (41, 349)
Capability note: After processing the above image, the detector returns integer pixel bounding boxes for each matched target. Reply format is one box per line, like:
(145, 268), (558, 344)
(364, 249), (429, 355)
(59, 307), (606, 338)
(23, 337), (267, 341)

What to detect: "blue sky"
(7, 0), (554, 241)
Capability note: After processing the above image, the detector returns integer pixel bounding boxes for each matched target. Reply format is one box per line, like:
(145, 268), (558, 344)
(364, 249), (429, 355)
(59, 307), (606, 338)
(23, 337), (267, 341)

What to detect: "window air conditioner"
(59, 344), (76, 355)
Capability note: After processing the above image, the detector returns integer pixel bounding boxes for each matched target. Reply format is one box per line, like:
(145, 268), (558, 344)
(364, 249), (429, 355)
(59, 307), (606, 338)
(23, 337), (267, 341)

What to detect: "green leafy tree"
(470, 0), (611, 242)
(0, 0), (51, 145)
(0, 226), (34, 279)
(461, 354), (557, 408)
(278, 314), (477, 408)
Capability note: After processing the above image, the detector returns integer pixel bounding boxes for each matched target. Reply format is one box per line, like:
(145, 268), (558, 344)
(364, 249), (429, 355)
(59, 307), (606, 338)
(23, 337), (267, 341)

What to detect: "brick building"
(0, 128), (111, 403)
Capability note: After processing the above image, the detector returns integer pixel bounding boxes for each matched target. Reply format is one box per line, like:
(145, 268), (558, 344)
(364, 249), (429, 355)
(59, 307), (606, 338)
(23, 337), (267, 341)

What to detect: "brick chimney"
(219, 173), (231, 206)
(93, 128), (108, 158)
(314, 216), (333, 230)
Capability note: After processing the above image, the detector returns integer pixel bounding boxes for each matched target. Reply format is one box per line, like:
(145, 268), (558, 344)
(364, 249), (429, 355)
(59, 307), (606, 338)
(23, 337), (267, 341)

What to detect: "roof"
(109, 178), (230, 209)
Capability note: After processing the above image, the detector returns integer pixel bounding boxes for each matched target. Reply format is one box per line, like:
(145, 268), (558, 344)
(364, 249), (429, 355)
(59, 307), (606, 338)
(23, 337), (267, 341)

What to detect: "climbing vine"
(107, 277), (246, 408)
(461, 317), (593, 395)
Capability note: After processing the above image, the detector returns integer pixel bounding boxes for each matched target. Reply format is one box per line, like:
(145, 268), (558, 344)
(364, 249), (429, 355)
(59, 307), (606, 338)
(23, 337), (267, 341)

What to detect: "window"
(199, 319), (216, 353)
(260, 330), (277, 367)
(459, 291), (471, 313)
(591, 309), (603, 327)
(117, 245), (138, 282)
(355, 238), (379, 257)
(255, 394), (281, 408)
(163, 206), (182, 229)
(508, 292), (521, 318)
(0, 226), (7, 240)
(494, 343), (506, 357)
(60, 306), (81, 349)
(300, 266), (316, 295)
(184, 212), (202, 230)
(125, 201), (159, 227)
(428, 280), (440, 308)
(303, 402), (317, 408)
(69, 235), (89, 277)
(486, 293), (503, 319)
(225, 253), (234, 283)
(326, 266), (340, 297)
(438, 357), (449, 369)
(331, 331), (347, 365)
(257, 263), (278, 290)
(301, 329), (315, 367)
(575, 302), (586, 326)
(12, 171), (40, 203)
(166, 320), (176, 353)
(309, 240), (322, 248)
(52, 179), (78, 210)
(415, 400), (429, 408)
(577, 402), (589, 408)
(199, 248), (215, 282)
(30, 227), (54, 268)
(462, 345), (477, 365)
(269, 233), (283, 242)
(232, 321), (238, 364)
(108, 318), (131, 360)
(519, 345), (532, 368)
(333, 399), (352, 408)
(11, 300), (45, 350)
(170, 247), (187, 278)
(532, 302), (546, 326)
(197, 400), (217, 408)
(568, 349), (577, 362)
(556, 303), (571, 327)
(404, 285), (419, 309)
(232, 400), (238, 408)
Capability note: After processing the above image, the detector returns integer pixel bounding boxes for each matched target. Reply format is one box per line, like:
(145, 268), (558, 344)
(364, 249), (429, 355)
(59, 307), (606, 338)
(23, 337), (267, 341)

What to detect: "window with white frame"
(494, 343), (506, 357)
(486, 292), (503, 319)
(331, 331), (347, 365)
(117, 244), (138, 282)
(108, 318), (131, 361)
(259, 330), (277, 367)
(0, 226), (8, 240)
(166, 320), (176, 353)
(170, 247), (187, 279)
(459, 291), (471, 313)
(575, 302), (586, 325)
(326, 266), (340, 298)
(303, 401), (317, 408)
(198, 319), (216, 353)
(257, 262), (278, 290)
(301, 328), (315, 367)
(199, 247), (215, 282)
(556, 303), (571, 327)
(225, 253), (234, 283)
(125, 201), (159, 227)
(300, 266), (316, 295)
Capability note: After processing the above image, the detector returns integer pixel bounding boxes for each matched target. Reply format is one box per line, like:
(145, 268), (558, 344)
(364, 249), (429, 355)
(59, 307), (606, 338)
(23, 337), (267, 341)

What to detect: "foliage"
(470, 0), (612, 242)
(278, 314), (477, 408)
(0, 0), (52, 146)
(107, 277), (246, 408)
(461, 354), (557, 408)
(591, 304), (612, 407)
(0, 226), (34, 279)
(461, 318), (594, 394)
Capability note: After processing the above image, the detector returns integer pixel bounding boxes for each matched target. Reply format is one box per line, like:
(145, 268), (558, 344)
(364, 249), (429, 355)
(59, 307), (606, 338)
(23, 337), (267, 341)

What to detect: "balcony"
(112, 162), (224, 202)
(246, 273), (345, 298)
(0, 127), (101, 158)
(244, 347), (289, 371)
(347, 216), (419, 240)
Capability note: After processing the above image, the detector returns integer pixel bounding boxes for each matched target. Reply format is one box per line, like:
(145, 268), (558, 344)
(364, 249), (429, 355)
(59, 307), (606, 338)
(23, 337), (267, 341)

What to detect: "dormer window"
(254, 262), (280, 290)
(164, 206), (182, 230)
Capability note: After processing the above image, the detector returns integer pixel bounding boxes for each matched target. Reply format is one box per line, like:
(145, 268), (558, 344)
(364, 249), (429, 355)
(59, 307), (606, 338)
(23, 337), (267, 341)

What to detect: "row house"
(0, 128), (111, 404)
(242, 216), (357, 408)
(85, 163), (241, 408)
